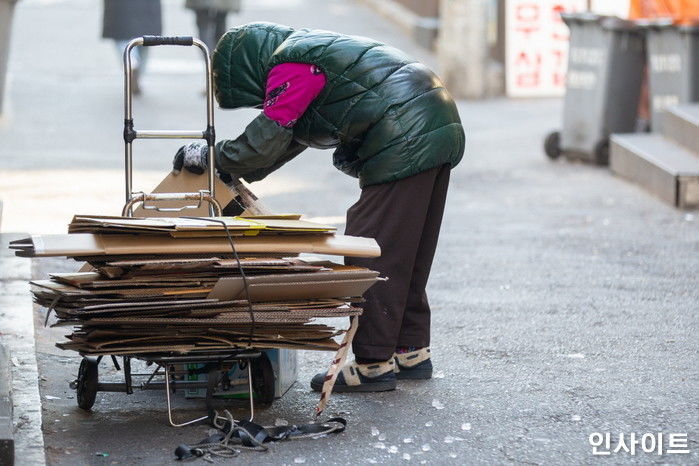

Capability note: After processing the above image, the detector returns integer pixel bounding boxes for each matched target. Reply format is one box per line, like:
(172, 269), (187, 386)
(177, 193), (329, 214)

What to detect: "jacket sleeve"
(214, 113), (307, 183)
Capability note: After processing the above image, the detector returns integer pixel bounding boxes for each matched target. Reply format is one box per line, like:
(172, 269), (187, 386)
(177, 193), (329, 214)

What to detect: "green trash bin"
(0, 0), (20, 116)
(544, 13), (646, 165)
(641, 19), (699, 130)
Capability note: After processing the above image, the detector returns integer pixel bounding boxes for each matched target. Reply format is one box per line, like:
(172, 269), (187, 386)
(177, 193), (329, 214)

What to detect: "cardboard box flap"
(131, 171), (236, 218)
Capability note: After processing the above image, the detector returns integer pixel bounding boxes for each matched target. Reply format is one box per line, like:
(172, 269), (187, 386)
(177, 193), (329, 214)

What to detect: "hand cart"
(69, 35), (276, 427)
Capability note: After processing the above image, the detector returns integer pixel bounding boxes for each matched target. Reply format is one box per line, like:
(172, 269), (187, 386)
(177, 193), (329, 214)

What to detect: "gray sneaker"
(393, 348), (433, 380)
(311, 359), (397, 393)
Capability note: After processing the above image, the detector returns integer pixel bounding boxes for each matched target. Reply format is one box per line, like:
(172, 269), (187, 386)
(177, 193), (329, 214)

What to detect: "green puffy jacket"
(213, 22), (464, 187)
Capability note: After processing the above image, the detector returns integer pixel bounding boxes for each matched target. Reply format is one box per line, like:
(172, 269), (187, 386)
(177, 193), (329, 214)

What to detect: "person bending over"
(173, 22), (465, 392)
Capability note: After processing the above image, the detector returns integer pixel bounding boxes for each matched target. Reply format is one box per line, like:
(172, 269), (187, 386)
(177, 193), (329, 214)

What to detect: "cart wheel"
(593, 138), (610, 166)
(544, 131), (562, 160)
(251, 354), (275, 406)
(76, 357), (99, 411)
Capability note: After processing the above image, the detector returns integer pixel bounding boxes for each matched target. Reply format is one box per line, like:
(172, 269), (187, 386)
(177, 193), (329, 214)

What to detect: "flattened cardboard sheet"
(72, 307), (361, 326)
(56, 340), (340, 355)
(69, 215), (335, 235)
(208, 278), (379, 301)
(13, 233), (380, 258)
(49, 272), (215, 289)
(31, 280), (212, 299)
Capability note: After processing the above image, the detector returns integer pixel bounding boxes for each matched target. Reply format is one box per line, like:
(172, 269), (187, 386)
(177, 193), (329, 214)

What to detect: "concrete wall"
(358, 0), (441, 49)
(0, 0), (19, 115)
(438, 0), (502, 99)
(394, 0), (440, 17)
(361, 0), (503, 98)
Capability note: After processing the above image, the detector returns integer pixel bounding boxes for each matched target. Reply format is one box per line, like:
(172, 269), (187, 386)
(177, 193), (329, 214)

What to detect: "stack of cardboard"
(11, 215), (381, 356)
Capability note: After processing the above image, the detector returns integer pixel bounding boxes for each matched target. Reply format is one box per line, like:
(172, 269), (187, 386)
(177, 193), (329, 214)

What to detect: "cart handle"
(122, 192), (223, 217)
(122, 36), (217, 217)
(142, 35), (194, 47)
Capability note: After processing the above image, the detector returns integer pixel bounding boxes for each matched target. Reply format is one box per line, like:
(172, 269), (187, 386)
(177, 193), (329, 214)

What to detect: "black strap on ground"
(174, 417), (347, 460)
(173, 217), (348, 460)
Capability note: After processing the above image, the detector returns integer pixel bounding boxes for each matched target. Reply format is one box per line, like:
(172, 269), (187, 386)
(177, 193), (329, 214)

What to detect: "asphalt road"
(2, 0), (698, 465)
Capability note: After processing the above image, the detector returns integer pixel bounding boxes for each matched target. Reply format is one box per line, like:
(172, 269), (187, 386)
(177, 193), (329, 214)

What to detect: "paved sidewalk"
(0, 234), (45, 465)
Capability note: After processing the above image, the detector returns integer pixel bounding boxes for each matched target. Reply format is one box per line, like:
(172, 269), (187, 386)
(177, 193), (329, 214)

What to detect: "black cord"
(181, 216), (256, 347)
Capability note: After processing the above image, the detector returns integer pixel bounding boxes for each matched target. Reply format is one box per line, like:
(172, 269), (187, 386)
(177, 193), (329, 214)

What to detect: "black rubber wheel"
(76, 357), (99, 411)
(250, 354), (275, 406)
(593, 138), (610, 166)
(544, 131), (562, 160)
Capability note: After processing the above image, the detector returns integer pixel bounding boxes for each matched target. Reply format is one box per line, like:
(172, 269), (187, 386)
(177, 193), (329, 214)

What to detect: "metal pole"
(123, 38), (143, 211)
(0, 0), (19, 116)
(437, 0), (491, 98)
(247, 363), (255, 421)
(164, 364), (209, 427)
(120, 36), (218, 217)
(192, 38), (217, 215)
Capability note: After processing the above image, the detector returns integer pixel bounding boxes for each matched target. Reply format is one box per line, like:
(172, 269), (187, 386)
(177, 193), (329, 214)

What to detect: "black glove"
(172, 142), (208, 175)
(172, 142), (234, 184)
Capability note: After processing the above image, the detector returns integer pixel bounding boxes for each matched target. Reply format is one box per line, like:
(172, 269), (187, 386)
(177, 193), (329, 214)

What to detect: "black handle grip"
(142, 35), (194, 46)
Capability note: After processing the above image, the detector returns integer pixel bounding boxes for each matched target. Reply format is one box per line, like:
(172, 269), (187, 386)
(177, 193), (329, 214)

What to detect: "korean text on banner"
(506, 0), (587, 97)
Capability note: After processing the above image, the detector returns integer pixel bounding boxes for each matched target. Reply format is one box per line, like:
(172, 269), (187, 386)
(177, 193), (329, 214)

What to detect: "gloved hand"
(172, 142), (233, 183)
(263, 63), (326, 127)
(172, 142), (208, 175)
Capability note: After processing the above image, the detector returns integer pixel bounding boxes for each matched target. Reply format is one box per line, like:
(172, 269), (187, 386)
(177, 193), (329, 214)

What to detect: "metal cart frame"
(70, 36), (275, 427)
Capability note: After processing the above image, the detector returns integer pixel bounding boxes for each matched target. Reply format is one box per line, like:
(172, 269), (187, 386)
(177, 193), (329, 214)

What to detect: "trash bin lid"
(601, 16), (643, 32)
(636, 17), (699, 33)
(678, 22), (699, 33)
(561, 12), (602, 27)
(635, 17), (676, 29)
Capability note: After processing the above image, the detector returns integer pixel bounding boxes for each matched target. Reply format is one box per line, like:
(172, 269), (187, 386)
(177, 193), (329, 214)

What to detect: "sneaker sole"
(310, 380), (396, 393)
(395, 369), (433, 380)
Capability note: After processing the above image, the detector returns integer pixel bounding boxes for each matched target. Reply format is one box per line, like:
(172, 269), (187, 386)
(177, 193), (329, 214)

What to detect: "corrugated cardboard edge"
(17, 234), (381, 258)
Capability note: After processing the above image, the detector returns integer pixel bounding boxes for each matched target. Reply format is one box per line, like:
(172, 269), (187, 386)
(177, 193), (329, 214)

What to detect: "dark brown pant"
(345, 164), (451, 360)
